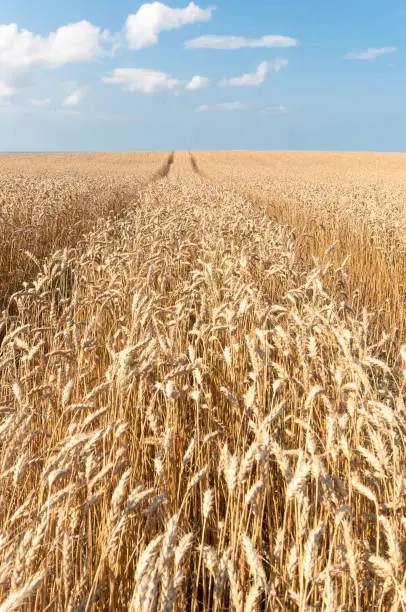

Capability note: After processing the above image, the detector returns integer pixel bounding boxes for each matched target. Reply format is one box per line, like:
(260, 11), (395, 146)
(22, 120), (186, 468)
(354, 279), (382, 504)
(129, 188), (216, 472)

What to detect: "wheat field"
(0, 150), (405, 611)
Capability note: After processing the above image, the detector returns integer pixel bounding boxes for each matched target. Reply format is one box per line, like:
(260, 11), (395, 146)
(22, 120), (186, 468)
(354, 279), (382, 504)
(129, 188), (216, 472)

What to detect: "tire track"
(150, 151), (175, 181)
(189, 152), (207, 178)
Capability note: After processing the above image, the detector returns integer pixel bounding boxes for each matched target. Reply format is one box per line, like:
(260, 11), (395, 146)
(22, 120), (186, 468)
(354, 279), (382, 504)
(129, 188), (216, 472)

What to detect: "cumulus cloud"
(102, 68), (180, 94)
(63, 89), (84, 107)
(186, 75), (211, 90)
(0, 20), (111, 94)
(221, 61), (269, 87)
(186, 34), (298, 50)
(345, 47), (397, 60)
(196, 101), (248, 112)
(0, 21), (109, 70)
(220, 59), (287, 87)
(125, 2), (213, 50)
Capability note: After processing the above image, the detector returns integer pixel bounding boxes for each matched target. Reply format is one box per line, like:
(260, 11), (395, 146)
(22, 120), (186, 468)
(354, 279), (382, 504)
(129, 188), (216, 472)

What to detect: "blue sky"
(0, 0), (404, 151)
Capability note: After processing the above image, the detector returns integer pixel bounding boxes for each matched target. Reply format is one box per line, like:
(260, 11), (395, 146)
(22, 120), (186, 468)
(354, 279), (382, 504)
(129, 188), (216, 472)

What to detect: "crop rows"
(195, 151), (406, 343)
(0, 152), (168, 306)
(0, 152), (405, 610)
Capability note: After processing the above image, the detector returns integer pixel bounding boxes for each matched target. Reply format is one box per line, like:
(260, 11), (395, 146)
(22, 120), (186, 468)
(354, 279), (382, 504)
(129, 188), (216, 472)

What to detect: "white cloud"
(0, 21), (111, 94)
(261, 105), (287, 114)
(345, 47), (397, 60)
(63, 89), (84, 107)
(186, 75), (211, 90)
(196, 101), (248, 112)
(0, 21), (109, 70)
(102, 68), (180, 94)
(125, 2), (213, 50)
(221, 61), (268, 87)
(220, 59), (287, 87)
(196, 101), (287, 115)
(185, 34), (299, 50)
(29, 97), (51, 106)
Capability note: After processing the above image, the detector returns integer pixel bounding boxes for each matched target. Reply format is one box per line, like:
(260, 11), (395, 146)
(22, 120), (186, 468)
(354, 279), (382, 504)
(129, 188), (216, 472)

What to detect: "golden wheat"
(194, 150), (406, 346)
(0, 152), (168, 306)
(0, 150), (404, 610)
